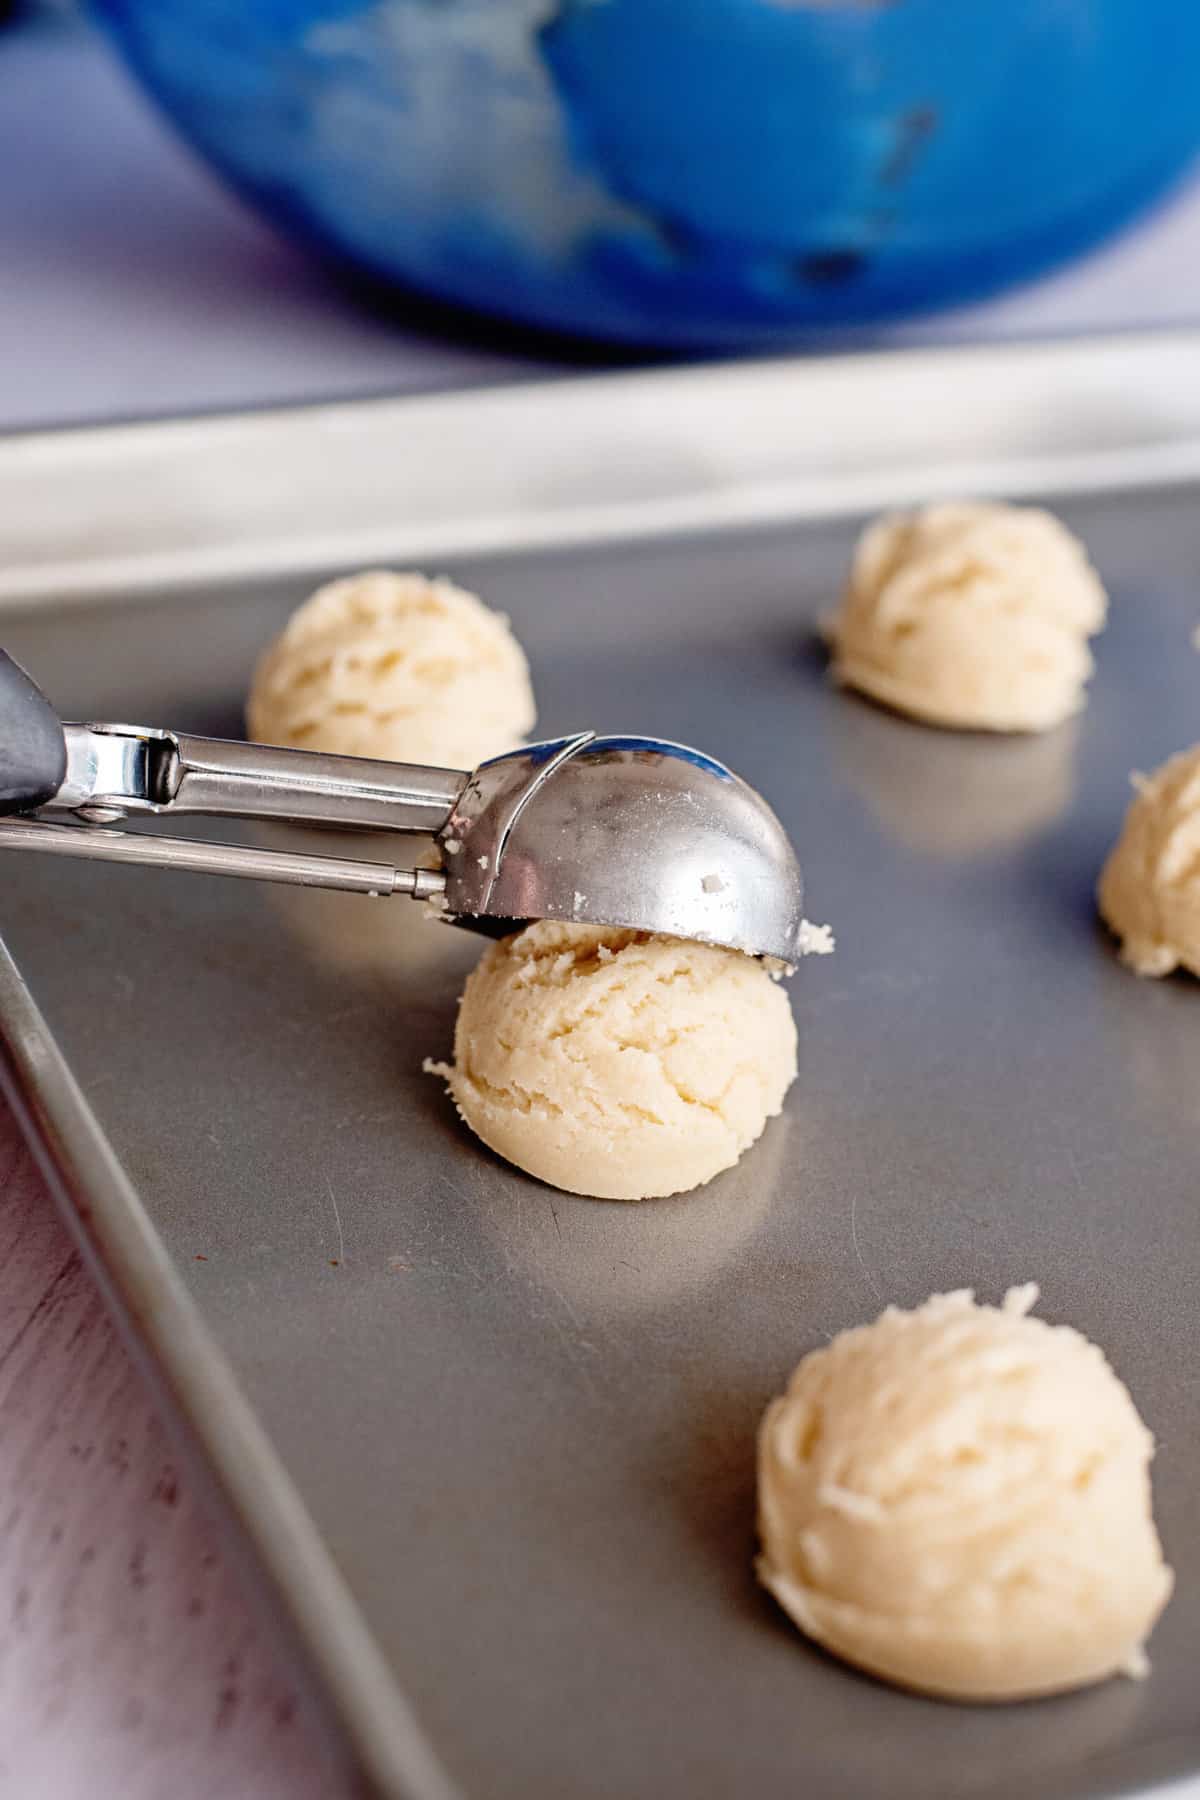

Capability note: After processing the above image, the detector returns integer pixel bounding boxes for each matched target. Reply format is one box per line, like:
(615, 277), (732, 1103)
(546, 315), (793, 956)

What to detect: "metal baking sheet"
(1, 347), (1199, 1800)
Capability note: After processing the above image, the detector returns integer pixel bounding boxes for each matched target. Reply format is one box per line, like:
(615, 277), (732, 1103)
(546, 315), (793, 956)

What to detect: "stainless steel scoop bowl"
(0, 652), (807, 964)
(440, 733), (804, 961)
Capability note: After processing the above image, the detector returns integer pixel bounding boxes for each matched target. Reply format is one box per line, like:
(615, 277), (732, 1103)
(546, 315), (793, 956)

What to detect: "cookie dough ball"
(428, 921), (797, 1200)
(757, 1286), (1172, 1701)
(827, 503), (1106, 732)
(247, 570), (535, 768)
(1098, 744), (1200, 978)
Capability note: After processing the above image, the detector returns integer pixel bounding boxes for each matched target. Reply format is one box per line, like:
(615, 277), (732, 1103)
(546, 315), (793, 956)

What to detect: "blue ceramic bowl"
(97, 0), (1200, 348)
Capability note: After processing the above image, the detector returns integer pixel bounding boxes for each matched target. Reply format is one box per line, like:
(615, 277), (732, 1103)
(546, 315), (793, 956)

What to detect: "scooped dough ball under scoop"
(246, 569), (536, 769)
(757, 1286), (1172, 1701)
(427, 921), (798, 1200)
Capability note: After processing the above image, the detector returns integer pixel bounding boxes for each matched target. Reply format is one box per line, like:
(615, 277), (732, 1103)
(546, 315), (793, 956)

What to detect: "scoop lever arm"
(54, 723), (468, 834)
(0, 817), (449, 899)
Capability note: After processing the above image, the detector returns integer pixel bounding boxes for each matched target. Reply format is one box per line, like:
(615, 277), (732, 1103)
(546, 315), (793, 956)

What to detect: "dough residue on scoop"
(246, 569), (535, 769)
(757, 1285), (1173, 1702)
(1098, 743), (1200, 978)
(826, 502), (1107, 733)
(426, 920), (797, 1200)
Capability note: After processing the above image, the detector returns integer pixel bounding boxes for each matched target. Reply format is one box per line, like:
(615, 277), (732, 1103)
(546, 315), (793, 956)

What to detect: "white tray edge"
(3, 330), (1200, 607)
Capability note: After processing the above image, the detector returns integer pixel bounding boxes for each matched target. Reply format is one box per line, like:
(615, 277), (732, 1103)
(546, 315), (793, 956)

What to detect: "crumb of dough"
(825, 502), (1106, 733)
(757, 1286), (1172, 1701)
(246, 569), (535, 769)
(797, 920), (835, 957)
(1098, 742), (1200, 978)
(758, 922), (834, 983)
(426, 920), (797, 1200)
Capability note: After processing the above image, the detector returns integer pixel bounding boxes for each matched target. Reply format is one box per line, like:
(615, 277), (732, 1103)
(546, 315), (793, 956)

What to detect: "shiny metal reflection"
(441, 733), (806, 963)
(832, 700), (1078, 859)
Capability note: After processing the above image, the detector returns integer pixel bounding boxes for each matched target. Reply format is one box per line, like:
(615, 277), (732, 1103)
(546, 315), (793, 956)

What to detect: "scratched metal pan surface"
(1, 489), (1200, 1800)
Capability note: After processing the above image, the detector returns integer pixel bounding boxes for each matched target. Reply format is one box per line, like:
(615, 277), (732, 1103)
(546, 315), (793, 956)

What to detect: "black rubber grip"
(0, 651), (67, 816)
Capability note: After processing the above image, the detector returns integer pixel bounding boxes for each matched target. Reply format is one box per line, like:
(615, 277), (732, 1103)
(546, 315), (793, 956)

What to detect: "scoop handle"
(0, 651), (67, 816)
